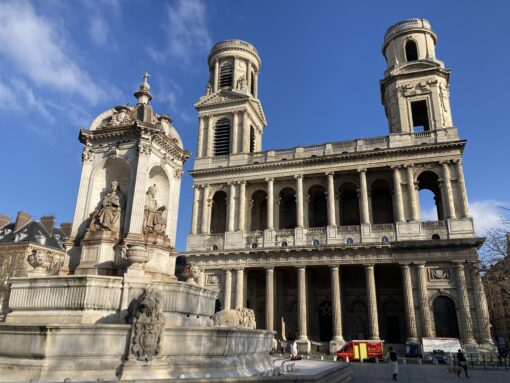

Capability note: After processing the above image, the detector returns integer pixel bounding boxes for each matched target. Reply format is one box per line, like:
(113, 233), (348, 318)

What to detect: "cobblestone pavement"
(351, 363), (510, 382)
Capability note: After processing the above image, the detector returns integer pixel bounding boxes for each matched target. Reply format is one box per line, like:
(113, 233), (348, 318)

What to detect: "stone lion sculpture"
(212, 307), (256, 329)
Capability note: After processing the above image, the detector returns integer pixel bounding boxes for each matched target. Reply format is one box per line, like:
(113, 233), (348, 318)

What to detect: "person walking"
(385, 346), (399, 381)
(456, 349), (469, 378)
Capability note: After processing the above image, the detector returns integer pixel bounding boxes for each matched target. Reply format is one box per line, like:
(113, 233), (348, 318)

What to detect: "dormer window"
(405, 40), (418, 62)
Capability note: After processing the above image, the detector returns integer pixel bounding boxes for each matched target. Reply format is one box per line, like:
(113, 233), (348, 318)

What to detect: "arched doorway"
(318, 301), (333, 341)
(382, 300), (403, 343)
(308, 185), (327, 228)
(210, 191), (227, 233)
(279, 187), (297, 229)
(433, 296), (460, 338)
(371, 179), (394, 224)
(250, 190), (267, 231)
(339, 183), (360, 226)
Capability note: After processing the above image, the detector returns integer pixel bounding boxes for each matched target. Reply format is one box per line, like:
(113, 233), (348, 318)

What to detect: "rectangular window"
(411, 100), (430, 132)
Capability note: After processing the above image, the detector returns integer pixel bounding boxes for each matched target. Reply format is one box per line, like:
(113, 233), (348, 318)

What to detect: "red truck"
(336, 340), (384, 362)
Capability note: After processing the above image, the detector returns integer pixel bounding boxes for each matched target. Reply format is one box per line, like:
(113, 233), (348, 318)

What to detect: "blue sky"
(0, 0), (508, 251)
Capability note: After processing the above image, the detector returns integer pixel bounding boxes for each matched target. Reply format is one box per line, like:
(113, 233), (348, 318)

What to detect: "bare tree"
(479, 208), (510, 299)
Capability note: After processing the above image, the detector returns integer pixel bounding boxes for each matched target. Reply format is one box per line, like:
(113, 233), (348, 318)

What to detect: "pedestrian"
(456, 349), (469, 378)
(385, 346), (399, 381)
(290, 341), (301, 361)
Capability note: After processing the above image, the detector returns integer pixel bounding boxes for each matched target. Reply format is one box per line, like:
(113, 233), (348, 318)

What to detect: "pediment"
(391, 60), (443, 76)
(194, 90), (250, 109)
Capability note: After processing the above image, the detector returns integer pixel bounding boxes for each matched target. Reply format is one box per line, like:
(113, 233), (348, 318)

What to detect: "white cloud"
(150, 0), (212, 63)
(0, 1), (105, 104)
(82, 0), (121, 47)
(470, 200), (508, 234)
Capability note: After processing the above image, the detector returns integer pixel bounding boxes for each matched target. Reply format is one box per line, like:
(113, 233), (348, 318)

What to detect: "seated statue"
(89, 180), (124, 233)
(143, 185), (166, 235)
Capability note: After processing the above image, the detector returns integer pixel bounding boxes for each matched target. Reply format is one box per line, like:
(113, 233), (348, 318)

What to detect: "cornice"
(189, 140), (466, 177)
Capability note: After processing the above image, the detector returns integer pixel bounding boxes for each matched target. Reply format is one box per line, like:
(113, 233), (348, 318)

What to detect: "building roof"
(0, 220), (68, 251)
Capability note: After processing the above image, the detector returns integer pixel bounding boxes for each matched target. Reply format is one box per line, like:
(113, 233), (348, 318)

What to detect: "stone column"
(198, 271), (205, 287)
(254, 72), (259, 97)
(330, 266), (344, 342)
(415, 263), (434, 337)
(364, 264), (380, 340)
(247, 61), (252, 93)
(201, 185), (210, 234)
(214, 59), (219, 91)
(406, 165), (420, 221)
(441, 161), (457, 219)
(238, 181), (246, 231)
(71, 153), (94, 238)
(227, 182), (236, 232)
(197, 116), (205, 158)
(265, 267), (274, 331)
(232, 57), (237, 89)
(401, 264), (418, 342)
(266, 178), (274, 230)
(454, 262), (475, 344)
(392, 166), (405, 222)
(242, 112), (250, 153)
(206, 117), (213, 157)
(327, 172), (337, 227)
(235, 268), (244, 308)
(295, 175), (304, 228)
(224, 269), (232, 310)
(232, 112), (239, 154)
(296, 267), (310, 351)
(190, 185), (201, 235)
(455, 160), (470, 218)
(358, 169), (370, 224)
(469, 263), (493, 344)
(127, 143), (151, 236)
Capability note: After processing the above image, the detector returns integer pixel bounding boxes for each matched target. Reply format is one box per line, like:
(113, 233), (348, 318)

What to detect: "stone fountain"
(0, 75), (274, 382)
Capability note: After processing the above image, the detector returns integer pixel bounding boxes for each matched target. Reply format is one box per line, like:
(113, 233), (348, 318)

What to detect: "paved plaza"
(351, 363), (510, 382)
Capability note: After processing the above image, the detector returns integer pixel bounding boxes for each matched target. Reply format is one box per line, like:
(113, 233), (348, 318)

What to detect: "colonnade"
(211, 261), (492, 347)
(190, 160), (470, 235)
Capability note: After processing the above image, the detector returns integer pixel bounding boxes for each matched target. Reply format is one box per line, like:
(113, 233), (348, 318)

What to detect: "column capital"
(413, 261), (426, 267)
(326, 171), (335, 176)
(192, 184), (203, 190)
(357, 167), (367, 173)
(399, 262), (411, 267)
(264, 266), (274, 272)
(295, 265), (306, 270)
(403, 162), (415, 168)
(452, 158), (462, 164)
(265, 177), (274, 182)
(294, 174), (303, 180)
(238, 180), (247, 185)
(391, 164), (402, 170)
(329, 265), (340, 271)
(363, 263), (375, 269)
(228, 181), (236, 186)
(439, 159), (453, 165)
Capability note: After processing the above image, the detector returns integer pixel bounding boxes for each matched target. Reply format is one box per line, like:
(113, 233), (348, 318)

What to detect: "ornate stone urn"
(126, 244), (150, 270)
(182, 263), (201, 284)
(27, 249), (49, 276)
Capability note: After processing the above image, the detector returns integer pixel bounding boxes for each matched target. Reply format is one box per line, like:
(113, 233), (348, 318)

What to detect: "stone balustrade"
(193, 127), (458, 169)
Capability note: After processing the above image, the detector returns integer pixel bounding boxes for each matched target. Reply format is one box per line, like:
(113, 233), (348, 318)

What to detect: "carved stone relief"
(428, 267), (451, 281)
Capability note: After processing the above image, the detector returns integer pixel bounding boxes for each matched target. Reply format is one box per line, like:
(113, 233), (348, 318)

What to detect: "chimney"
(40, 215), (56, 235)
(0, 214), (10, 228)
(14, 211), (31, 231)
(60, 223), (72, 238)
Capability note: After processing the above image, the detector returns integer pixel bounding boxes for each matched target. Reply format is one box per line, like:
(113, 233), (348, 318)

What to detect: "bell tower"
(194, 40), (267, 162)
(380, 19), (456, 137)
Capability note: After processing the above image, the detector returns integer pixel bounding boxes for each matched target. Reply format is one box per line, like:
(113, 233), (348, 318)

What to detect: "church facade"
(184, 19), (494, 353)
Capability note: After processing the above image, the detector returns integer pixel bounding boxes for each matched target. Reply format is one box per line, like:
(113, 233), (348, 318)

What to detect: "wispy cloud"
(156, 77), (193, 123)
(0, 1), (105, 104)
(149, 0), (212, 64)
(82, 0), (121, 47)
(470, 200), (508, 234)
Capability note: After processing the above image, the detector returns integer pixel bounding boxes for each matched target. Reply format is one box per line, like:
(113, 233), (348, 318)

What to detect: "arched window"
(339, 183), (360, 226)
(250, 190), (267, 231)
(219, 61), (233, 88)
(250, 71), (255, 95)
(214, 118), (231, 156)
(418, 171), (444, 221)
(249, 125), (255, 153)
(433, 296), (460, 338)
(371, 179), (394, 224)
(405, 40), (418, 62)
(210, 191), (227, 234)
(279, 187), (297, 229)
(308, 185), (327, 228)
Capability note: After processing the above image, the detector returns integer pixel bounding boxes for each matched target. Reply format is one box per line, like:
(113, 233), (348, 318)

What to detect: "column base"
(296, 338), (311, 354)
(406, 337), (420, 344)
(478, 341), (497, 353)
(329, 337), (345, 354)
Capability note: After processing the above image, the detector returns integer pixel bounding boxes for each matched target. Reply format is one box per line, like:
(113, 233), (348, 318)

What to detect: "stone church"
(184, 19), (494, 353)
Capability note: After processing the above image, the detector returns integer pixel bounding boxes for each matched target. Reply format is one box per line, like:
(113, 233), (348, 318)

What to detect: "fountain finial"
(134, 72), (153, 104)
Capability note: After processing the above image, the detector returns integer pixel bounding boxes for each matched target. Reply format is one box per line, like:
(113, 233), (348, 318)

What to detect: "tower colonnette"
(185, 19), (494, 354)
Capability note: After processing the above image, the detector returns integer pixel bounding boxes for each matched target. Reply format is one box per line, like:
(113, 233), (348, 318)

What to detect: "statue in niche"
(89, 180), (124, 233)
(143, 184), (166, 235)
(236, 74), (246, 90)
(205, 80), (213, 95)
